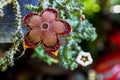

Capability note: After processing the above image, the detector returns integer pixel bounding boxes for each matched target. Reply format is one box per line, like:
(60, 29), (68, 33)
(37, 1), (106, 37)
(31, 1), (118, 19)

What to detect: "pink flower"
(23, 8), (72, 56)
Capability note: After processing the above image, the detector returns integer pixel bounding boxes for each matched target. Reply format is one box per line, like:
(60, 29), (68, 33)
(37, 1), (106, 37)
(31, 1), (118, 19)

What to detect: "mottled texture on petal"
(43, 30), (57, 46)
(43, 30), (60, 55)
(29, 15), (43, 28)
(56, 20), (72, 36)
(41, 8), (58, 22)
(23, 13), (42, 28)
(24, 29), (42, 48)
(51, 21), (65, 34)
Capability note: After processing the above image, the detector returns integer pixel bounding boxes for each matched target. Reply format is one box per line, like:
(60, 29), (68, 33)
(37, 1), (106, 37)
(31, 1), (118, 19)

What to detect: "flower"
(23, 8), (72, 56)
(76, 51), (93, 66)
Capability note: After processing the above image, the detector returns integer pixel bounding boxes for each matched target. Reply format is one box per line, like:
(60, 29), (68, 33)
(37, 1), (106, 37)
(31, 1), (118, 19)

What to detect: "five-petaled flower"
(76, 51), (93, 67)
(23, 8), (72, 56)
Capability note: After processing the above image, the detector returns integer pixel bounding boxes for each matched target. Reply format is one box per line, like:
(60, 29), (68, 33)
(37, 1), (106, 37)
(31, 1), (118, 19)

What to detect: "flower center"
(81, 56), (88, 63)
(41, 23), (48, 29)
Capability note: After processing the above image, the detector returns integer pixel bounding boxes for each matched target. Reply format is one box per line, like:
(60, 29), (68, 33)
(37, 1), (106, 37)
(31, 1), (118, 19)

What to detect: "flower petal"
(50, 21), (65, 33)
(24, 28), (42, 48)
(41, 8), (58, 22)
(42, 30), (60, 56)
(23, 13), (42, 29)
(51, 20), (72, 36)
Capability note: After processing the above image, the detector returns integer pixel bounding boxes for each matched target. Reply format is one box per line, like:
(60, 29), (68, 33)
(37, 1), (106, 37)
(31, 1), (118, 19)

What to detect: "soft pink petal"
(24, 28), (42, 48)
(23, 13), (43, 29)
(41, 8), (58, 22)
(42, 30), (60, 55)
(50, 21), (65, 34)
(51, 20), (72, 36)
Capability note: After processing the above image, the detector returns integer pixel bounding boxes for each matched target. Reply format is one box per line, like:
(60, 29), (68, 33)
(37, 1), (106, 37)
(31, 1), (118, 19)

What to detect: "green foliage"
(59, 38), (80, 70)
(74, 20), (97, 41)
(81, 0), (100, 16)
(24, 4), (39, 12)
(32, 45), (58, 65)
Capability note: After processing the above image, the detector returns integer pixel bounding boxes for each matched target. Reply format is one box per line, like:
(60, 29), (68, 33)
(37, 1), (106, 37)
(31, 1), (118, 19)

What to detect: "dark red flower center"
(41, 23), (48, 29)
